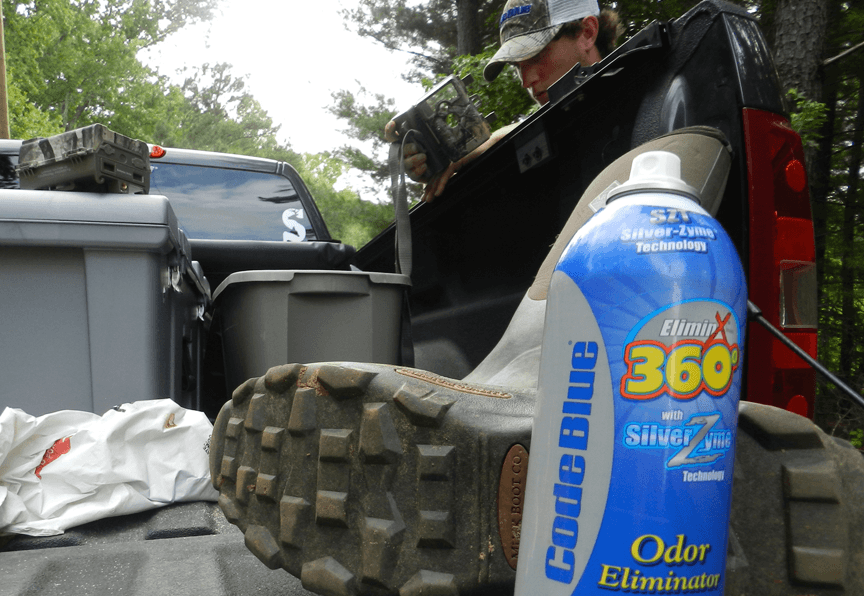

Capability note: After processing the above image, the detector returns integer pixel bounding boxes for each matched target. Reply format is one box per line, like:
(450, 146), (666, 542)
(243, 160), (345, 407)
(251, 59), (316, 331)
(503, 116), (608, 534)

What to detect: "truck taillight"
(743, 108), (817, 418)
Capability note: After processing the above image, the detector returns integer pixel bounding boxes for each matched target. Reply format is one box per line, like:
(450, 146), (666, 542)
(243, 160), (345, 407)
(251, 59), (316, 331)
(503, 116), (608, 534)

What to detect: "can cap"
(606, 151), (701, 204)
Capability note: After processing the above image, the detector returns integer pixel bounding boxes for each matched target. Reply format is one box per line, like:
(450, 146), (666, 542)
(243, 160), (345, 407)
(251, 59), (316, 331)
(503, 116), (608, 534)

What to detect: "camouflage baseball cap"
(483, 0), (600, 82)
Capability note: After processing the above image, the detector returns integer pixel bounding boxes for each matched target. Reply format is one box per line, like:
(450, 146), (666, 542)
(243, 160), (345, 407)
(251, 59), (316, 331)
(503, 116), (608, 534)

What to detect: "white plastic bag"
(0, 399), (218, 536)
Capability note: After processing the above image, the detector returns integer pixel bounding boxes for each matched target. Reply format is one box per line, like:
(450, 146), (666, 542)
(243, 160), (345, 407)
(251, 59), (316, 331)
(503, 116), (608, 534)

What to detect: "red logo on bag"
(34, 437), (71, 479)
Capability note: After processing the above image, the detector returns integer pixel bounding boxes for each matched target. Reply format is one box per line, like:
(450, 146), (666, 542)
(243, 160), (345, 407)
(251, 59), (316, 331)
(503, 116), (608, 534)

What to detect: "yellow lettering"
(623, 345), (665, 398)
(666, 345), (702, 395)
(597, 565), (621, 588)
(620, 567), (631, 589)
(631, 534), (664, 564)
(596, 567), (722, 593)
(663, 534), (686, 564)
(636, 534), (713, 566)
(640, 576), (665, 591)
(683, 544), (698, 563)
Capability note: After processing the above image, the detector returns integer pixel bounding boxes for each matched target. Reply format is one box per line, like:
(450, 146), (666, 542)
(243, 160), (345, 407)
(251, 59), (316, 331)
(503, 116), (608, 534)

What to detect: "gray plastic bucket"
(213, 269), (411, 392)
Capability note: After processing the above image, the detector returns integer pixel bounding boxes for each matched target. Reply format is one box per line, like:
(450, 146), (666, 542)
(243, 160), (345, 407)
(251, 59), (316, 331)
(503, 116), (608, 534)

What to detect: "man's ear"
(579, 15), (600, 49)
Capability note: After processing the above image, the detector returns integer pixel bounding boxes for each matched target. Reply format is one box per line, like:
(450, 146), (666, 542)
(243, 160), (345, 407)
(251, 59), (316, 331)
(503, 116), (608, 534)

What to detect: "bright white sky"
(140, 0), (423, 156)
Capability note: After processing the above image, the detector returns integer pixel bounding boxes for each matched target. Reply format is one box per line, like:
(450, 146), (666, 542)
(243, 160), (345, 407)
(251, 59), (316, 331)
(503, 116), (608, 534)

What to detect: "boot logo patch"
(498, 443), (529, 569)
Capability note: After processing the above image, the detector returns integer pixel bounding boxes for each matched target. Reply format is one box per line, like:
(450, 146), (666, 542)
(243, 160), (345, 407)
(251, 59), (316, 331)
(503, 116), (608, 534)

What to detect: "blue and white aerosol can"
(514, 151), (747, 595)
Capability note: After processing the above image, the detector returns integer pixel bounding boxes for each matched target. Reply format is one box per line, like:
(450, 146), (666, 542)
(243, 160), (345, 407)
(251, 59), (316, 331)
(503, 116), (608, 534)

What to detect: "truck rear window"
(150, 162), (318, 242)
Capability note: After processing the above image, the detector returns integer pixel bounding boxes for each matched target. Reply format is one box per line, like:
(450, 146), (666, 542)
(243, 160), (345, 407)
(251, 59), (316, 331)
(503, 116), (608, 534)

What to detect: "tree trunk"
(771, 0), (831, 258)
(457, 0), (482, 56)
(771, 0), (829, 102)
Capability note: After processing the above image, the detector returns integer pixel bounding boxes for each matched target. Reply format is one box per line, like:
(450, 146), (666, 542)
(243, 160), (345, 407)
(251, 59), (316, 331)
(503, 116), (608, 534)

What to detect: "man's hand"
(384, 120), (516, 203)
(384, 120), (430, 182)
(402, 143), (432, 183)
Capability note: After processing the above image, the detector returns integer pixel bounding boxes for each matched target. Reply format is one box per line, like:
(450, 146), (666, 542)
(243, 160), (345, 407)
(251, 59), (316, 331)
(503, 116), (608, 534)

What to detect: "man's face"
(516, 35), (591, 106)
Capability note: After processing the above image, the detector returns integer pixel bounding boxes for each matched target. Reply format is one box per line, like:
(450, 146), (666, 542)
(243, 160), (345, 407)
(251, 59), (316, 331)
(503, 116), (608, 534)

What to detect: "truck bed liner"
(1, 502), (315, 595)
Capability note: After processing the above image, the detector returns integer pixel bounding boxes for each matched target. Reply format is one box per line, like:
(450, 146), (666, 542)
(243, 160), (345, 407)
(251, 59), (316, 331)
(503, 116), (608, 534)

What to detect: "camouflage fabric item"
(17, 124), (150, 194)
(18, 124), (147, 169)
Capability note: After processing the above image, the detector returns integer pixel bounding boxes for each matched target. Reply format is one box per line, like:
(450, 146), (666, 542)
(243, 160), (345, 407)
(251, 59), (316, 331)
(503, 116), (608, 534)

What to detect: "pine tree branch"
(824, 40), (864, 68)
(367, 34), (448, 68)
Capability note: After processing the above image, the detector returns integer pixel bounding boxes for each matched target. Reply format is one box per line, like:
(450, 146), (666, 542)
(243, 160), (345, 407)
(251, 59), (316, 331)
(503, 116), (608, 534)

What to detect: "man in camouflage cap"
(483, 0), (608, 105)
(386, 0), (621, 201)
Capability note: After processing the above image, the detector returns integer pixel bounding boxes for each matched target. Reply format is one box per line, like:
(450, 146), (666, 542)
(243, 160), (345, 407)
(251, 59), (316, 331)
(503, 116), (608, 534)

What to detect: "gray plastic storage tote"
(0, 189), (209, 416)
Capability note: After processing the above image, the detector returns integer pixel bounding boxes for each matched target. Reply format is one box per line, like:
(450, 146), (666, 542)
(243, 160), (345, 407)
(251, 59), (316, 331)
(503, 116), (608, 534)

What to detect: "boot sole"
(210, 362), (534, 596)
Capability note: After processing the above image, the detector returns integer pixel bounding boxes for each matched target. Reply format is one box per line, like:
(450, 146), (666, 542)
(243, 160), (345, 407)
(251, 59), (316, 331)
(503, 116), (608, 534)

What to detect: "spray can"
(514, 151), (747, 595)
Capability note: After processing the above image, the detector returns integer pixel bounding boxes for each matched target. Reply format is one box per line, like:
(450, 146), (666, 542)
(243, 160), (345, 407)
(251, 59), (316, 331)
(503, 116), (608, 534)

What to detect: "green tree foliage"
(156, 63), (285, 156)
(3, 0), (216, 136)
(5, 79), (63, 140)
(786, 88), (829, 150)
(812, 65), (864, 437)
(4, 0), (283, 154)
(327, 86), (398, 193)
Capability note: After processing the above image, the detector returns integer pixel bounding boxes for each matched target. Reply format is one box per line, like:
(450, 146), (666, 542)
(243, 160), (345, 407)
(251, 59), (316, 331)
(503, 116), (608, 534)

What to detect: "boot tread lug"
(245, 524), (285, 569)
(399, 570), (458, 596)
(359, 402), (403, 464)
(288, 387), (318, 436)
(394, 385), (456, 427)
(265, 363), (302, 392)
(301, 556), (357, 596)
(244, 394), (268, 432)
(232, 377), (257, 406)
(235, 465), (258, 503)
(317, 365), (378, 399)
(262, 426), (286, 451)
(316, 490), (350, 527)
(280, 495), (311, 548)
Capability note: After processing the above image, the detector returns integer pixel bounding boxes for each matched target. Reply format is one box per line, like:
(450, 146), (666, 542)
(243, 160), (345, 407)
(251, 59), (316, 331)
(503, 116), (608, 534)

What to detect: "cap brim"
(483, 25), (562, 82)
(483, 61), (507, 83)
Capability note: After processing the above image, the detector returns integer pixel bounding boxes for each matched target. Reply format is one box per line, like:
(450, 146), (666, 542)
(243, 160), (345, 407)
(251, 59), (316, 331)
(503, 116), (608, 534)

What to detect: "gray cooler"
(0, 189), (210, 416)
(213, 270), (411, 394)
